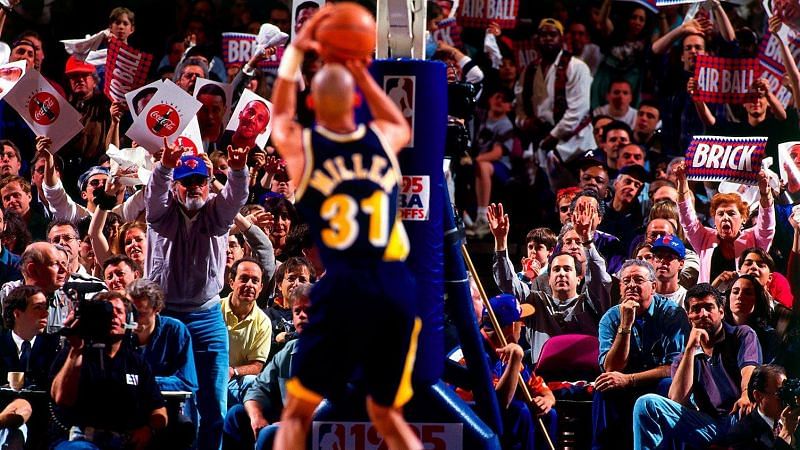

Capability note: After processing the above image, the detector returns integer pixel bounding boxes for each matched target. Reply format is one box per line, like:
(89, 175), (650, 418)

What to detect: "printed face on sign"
(29, 91), (60, 125)
(146, 103), (180, 137)
(236, 100), (270, 139)
(0, 67), (22, 88)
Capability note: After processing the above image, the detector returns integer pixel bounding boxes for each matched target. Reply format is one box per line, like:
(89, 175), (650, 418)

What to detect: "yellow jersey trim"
(293, 129), (315, 201)
(393, 317), (422, 409)
(383, 219), (410, 261)
(285, 377), (324, 405)
(314, 123), (366, 142)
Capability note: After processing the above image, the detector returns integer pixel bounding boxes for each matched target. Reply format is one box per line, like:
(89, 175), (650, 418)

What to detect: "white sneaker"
(467, 218), (490, 238)
(462, 212), (474, 228)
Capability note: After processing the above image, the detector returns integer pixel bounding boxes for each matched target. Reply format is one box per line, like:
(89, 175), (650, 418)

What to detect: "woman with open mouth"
(674, 161), (775, 285)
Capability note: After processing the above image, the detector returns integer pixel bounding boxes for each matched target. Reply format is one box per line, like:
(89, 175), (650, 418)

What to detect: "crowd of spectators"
(0, 0), (794, 449)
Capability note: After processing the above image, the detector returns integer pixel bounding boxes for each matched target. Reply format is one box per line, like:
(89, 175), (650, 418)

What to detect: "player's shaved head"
(310, 63), (354, 117)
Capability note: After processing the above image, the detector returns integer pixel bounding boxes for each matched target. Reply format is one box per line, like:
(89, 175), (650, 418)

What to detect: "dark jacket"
(720, 409), (794, 450)
(0, 330), (61, 389)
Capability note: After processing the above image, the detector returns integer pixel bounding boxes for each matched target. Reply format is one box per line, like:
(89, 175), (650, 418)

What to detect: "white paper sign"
(778, 141), (800, 187)
(107, 144), (154, 186)
(125, 79), (162, 119)
(225, 88), (273, 149)
(125, 80), (202, 153)
(61, 30), (108, 61)
(5, 69), (82, 152)
(193, 78), (235, 123)
(291, 0), (325, 43)
(174, 117), (205, 155)
(0, 60), (26, 102)
(311, 421), (462, 450)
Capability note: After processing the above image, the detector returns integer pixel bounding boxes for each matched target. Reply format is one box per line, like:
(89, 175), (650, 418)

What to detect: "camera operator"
(720, 364), (800, 449)
(50, 291), (167, 450)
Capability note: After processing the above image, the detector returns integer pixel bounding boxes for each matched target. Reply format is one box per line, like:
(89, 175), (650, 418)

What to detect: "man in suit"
(0, 284), (61, 449)
(0, 284), (60, 388)
(720, 364), (800, 449)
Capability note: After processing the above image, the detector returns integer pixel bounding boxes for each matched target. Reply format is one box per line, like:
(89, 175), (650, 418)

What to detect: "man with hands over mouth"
(632, 283), (762, 450)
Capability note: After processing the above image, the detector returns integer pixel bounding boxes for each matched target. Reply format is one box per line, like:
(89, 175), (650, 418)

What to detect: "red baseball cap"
(64, 56), (95, 75)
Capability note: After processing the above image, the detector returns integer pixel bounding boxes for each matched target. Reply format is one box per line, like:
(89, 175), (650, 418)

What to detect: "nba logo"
(384, 76), (416, 147)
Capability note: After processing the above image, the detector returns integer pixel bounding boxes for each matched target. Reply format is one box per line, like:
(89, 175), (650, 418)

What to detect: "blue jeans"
(592, 378), (672, 450)
(633, 393), (738, 450)
(53, 442), (100, 450)
(227, 375), (257, 406)
(222, 404), (278, 450)
(165, 304), (229, 450)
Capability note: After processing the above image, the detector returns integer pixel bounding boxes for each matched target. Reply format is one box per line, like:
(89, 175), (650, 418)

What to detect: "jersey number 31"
(320, 191), (389, 250)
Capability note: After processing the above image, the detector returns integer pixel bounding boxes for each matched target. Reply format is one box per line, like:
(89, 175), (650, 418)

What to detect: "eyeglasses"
(179, 177), (208, 187)
(621, 276), (649, 286)
(50, 235), (78, 244)
(181, 72), (201, 80)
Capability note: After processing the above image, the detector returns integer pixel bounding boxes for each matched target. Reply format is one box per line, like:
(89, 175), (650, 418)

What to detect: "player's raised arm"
(346, 59), (411, 154)
(272, 7), (333, 169)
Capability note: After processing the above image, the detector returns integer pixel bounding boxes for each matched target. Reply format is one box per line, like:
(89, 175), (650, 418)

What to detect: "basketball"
(315, 2), (376, 63)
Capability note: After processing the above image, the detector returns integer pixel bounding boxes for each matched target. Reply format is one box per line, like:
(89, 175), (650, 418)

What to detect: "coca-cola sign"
(28, 92), (60, 126)
(145, 103), (179, 137)
(174, 135), (198, 155)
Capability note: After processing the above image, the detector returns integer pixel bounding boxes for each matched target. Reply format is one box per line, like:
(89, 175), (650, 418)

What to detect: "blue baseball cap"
(483, 294), (535, 328)
(77, 166), (110, 192)
(173, 155), (208, 182)
(651, 234), (686, 259)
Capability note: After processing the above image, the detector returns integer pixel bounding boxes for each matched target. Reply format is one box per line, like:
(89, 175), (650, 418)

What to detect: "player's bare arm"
(345, 59), (411, 154)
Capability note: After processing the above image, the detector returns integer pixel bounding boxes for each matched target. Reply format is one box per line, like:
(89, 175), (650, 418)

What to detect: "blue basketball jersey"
(294, 124), (410, 267)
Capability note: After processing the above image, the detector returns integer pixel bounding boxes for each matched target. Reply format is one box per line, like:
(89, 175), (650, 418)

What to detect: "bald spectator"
(0, 243), (68, 333)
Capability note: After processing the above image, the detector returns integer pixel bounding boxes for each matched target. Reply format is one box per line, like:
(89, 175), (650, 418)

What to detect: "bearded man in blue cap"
(145, 140), (249, 450)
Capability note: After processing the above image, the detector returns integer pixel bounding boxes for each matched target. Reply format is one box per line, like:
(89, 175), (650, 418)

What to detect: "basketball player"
(270, 8), (422, 450)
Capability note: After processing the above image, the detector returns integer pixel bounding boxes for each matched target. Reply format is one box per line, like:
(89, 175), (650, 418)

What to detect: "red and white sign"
(146, 103), (179, 137)
(126, 80), (201, 154)
(311, 421), (462, 450)
(693, 56), (760, 104)
(400, 175), (430, 221)
(757, 31), (800, 107)
(221, 32), (286, 69)
(431, 17), (463, 49)
(5, 69), (82, 152)
(458, 0), (518, 29)
(685, 135), (768, 186)
(104, 38), (153, 103)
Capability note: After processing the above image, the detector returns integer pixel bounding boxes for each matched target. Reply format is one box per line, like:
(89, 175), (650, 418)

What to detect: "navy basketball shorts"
(287, 261), (421, 408)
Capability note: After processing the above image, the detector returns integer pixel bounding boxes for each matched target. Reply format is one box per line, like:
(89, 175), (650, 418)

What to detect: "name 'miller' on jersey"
(307, 153), (396, 197)
(295, 124), (409, 262)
